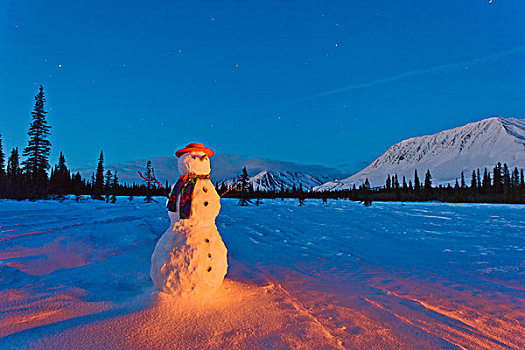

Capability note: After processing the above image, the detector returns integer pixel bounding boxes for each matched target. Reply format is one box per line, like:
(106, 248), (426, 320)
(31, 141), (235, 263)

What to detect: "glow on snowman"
(150, 143), (228, 296)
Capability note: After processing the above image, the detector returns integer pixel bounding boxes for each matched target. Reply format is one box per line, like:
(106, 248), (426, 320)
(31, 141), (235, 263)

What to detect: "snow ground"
(0, 198), (524, 349)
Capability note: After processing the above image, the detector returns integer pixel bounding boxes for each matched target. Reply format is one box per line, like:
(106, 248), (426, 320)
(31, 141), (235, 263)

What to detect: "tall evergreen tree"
(50, 152), (70, 197)
(424, 170), (432, 190)
(0, 133), (5, 177)
(385, 174), (391, 190)
(393, 174), (399, 189)
(413, 169), (420, 191)
(482, 168), (490, 193)
(502, 163), (511, 196)
(238, 167), (251, 206)
(471, 170), (477, 190)
(92, 150), (105, 200)
(7, 148), (21, 178)
(0, 133), (5, 196)
(460, 171), (465, 189)
(72, 172), (83, 198)
(22, 85), (52, 194)
(476, 169), (481, 189)
(402, 176), (407, 190)
(6, 148), (23, 197)
(493, 162), (502, 193)
(143, 161), (154, 203)
(512, 167), (520, 188)
(110, 171), (119, 203)
(105, 169), (113, 203)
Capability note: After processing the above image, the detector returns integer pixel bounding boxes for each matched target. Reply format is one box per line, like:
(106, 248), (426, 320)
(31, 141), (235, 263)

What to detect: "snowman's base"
(150, 221), (228, 296)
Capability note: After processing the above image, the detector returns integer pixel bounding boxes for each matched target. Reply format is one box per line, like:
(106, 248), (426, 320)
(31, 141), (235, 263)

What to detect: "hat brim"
(176, 147), (214, 158)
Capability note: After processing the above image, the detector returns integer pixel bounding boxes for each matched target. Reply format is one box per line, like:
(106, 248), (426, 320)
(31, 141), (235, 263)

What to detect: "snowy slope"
(220, 170), (332, 191)
(1, 198), (524, 349)
(316, 117), (525, 190)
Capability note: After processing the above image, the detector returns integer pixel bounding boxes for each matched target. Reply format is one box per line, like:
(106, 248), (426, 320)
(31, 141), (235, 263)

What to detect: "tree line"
(2, 86), (524, 205)
(0, 86), (165, 201)
(218, 166), (525, 205)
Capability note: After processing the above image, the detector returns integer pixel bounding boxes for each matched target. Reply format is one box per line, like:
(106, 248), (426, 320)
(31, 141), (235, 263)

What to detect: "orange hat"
(175, 143), (214, 158)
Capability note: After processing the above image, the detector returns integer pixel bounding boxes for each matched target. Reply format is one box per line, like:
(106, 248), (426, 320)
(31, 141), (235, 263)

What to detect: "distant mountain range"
(73, 153), (348, 188)
(315, 117), (525, 191)
(221, 170), (332, 191)
(73, 117), (525, 192)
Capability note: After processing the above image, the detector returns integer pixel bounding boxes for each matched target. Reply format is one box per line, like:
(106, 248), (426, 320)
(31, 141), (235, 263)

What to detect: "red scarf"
(167, 173), (210, 219)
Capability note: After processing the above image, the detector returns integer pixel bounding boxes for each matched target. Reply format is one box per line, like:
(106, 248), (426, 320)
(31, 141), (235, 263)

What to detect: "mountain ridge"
(315, 117), (525, 191)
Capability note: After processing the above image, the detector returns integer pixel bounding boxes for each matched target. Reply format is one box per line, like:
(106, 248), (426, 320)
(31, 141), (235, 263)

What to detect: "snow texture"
(150, 151), (228, 296)
(316, 117), (525, 190)
(0, 198), (524, 349)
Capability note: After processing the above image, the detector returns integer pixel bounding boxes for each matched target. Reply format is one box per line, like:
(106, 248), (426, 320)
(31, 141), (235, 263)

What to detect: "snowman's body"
(150, 150), (228, 296)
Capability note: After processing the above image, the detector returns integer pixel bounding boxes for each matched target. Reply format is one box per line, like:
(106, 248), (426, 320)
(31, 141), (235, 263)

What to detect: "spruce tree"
(92, 151), (105, 200)
(0, 133), (5, 196)
(22, 85), (52, 194)
(298, 183), (305, 206)
(385, 174), (391, 190)
(144, 161), (153, 203)
(7, 148), (21, 178)
(110, 171), (118, 203)
(512, 168), (519, 188)
(502, 163), (511, 196)
(493, 163), (502, 193)
(520, 168), (525, 193)
(105, 170), (113, 203)
(424, 170), (432, 190)
(471, 170), (477, 190)
(482, 168), (490, 193)
(238, 167), (251, 206)
(413, 170), (420, 191)
(460, 171), (465, 189)
(72, 172), (83, 198)
(51, 152), (70, 197)
(6, 148), (22, 197)
(0, 133), (5, 177)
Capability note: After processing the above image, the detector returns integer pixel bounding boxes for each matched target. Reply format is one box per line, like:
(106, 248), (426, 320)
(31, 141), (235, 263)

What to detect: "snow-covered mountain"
(315, 117), (525, 190)
(73, 153), (347, 186)
(220, 170), (332, 191)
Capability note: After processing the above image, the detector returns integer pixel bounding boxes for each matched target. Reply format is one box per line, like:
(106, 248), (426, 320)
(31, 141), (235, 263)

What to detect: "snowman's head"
(178, 151), (211, 175)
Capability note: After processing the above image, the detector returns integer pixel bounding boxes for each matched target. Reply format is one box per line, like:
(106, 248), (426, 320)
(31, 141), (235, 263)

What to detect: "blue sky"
(1, 0), (524, 172)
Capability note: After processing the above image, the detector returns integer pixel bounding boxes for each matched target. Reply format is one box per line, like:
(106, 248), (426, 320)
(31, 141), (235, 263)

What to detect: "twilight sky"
(1, 0), (524, 172)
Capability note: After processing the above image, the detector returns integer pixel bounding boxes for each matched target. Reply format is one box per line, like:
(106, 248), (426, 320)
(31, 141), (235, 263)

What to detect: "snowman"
(150, 143), (228, 296)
